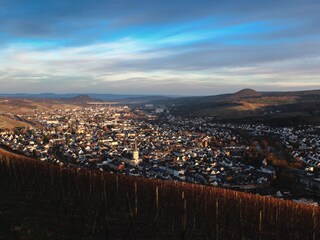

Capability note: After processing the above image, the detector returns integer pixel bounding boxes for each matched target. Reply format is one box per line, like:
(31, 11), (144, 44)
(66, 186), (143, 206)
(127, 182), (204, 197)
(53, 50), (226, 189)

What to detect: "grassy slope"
(0, 98), (76, 115)
(0, 115), (30, 129)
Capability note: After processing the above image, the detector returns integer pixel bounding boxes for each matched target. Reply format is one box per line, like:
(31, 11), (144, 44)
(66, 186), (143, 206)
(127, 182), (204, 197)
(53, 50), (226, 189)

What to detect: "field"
(0, 115), (30, 129)
(1, 148), (320, 239)
(0, 98), (76, 115)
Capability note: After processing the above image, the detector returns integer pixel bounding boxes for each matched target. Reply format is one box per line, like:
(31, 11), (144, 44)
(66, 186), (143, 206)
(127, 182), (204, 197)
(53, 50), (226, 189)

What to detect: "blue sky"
(0, 0), (320, 95)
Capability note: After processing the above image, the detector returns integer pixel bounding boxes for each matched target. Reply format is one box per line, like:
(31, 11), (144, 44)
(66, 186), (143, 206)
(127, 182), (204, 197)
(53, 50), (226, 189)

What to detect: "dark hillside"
(160, 89), (320, 125)
(1, 149), (320, 239)
(228, 88), (262, 99)
(62, 94), (101, 104)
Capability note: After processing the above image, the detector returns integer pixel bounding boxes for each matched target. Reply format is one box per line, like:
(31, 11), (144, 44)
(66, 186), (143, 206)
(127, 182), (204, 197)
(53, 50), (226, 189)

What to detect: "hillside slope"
(1, 150), (320, 239)
(159, 89), (320, 125)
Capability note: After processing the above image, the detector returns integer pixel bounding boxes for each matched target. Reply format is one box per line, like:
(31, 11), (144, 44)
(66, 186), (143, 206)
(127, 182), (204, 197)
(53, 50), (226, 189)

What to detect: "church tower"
(132, 140), (140, 164)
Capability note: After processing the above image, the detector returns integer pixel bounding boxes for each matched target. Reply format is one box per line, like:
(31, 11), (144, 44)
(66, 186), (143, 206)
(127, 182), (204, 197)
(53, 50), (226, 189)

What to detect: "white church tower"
(132, 140), (141, 165)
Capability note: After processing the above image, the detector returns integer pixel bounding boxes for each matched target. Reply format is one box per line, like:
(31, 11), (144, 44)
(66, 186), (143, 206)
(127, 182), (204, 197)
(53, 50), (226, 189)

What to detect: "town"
(1, 104), (320, 203)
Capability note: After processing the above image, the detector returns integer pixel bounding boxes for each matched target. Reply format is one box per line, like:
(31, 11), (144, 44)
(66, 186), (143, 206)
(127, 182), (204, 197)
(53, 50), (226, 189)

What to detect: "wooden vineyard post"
(312, 206), (317, 240)
(156, 185), (159, 213)
(89, 170), (92, 195)
(216, 199), (219, 240)
(103, 174), (109, 240)
(181, 191), (187, 239)
(134, 181), (138, 215)
(239, 197), (245, 240)
(153, 185), (159, 238)
(116, 175), (119, 195)
(259, 209), (262, 239)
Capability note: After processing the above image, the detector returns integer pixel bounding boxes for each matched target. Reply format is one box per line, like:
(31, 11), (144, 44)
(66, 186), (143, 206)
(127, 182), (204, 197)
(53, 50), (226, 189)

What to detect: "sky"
(0, 0), (320, 95)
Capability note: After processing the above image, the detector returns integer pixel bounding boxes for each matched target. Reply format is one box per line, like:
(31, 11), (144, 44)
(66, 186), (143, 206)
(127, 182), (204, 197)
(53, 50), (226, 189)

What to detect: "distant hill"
(0, 93), (173, 102)
(1, 89), (320, 125)
(62, 95), (172, 105)
(229, 88), (262, 99)
(62, 94), (101, 104)
(154, 88), (320, 126)
(115, 95), (172, 104)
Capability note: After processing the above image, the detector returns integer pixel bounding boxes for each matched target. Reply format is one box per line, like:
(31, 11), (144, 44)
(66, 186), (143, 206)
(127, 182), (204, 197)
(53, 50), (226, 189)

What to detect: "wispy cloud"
(0, 0), (319, 94)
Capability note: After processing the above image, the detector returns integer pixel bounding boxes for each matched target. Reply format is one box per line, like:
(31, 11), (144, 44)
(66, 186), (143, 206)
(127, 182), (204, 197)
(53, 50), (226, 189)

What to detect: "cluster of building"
(207, 122), (320, 199)
(1, 105), (320, 201)
(219, 122), (320, 170)
(0, 106), (278, 191)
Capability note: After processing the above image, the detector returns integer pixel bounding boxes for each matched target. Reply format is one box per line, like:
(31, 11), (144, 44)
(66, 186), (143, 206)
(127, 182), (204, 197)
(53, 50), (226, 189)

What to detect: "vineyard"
(1, 149), (320, 239)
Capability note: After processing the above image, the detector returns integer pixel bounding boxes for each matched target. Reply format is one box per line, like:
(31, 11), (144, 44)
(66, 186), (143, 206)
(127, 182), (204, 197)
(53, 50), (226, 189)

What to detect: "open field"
(0, 98), (78, 115)
(0, 115), (30, 129)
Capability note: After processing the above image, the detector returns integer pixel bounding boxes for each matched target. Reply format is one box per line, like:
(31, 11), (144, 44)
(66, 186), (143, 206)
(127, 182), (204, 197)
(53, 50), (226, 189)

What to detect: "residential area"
(0, 105), (319, 203)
